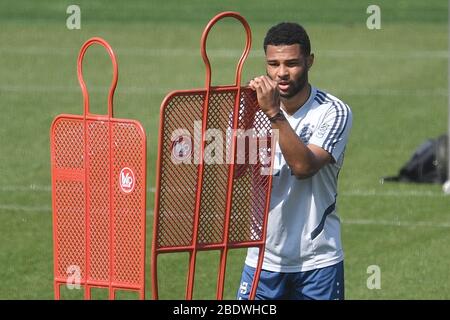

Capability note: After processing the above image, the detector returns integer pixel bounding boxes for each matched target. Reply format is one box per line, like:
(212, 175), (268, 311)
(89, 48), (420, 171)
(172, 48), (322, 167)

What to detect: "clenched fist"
(248, 76), (280, 118)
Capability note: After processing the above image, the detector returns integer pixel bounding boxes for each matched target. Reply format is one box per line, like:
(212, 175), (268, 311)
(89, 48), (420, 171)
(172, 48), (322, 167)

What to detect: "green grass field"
(0, 0), (449, 299)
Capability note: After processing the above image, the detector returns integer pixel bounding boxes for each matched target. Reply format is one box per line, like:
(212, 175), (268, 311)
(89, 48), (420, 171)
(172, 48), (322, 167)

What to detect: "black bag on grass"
(383, 134), (448, 184)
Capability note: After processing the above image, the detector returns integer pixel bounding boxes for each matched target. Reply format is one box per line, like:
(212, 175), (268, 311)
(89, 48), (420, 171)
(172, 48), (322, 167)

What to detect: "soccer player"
(237, 22), (352, 300)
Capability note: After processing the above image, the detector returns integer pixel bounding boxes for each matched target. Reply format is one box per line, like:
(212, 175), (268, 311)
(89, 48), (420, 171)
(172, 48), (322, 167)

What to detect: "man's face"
(265, 44), (313, 99)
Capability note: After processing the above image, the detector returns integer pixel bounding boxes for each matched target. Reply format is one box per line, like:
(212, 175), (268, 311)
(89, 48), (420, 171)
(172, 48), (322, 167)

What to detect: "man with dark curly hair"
(237, 22), (352, 300)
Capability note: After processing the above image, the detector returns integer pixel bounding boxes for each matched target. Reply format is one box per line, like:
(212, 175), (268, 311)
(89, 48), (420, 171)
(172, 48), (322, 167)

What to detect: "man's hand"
(248, 76), (280, 118)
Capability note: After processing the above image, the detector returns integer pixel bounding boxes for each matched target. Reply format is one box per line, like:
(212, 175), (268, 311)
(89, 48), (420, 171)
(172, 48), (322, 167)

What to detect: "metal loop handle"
(200, 11), (252, 88)
(77, 37), (118, 117)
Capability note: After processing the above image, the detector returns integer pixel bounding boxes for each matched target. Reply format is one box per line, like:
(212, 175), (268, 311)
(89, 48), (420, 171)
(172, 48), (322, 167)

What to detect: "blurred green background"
(0, 0), (449, 299)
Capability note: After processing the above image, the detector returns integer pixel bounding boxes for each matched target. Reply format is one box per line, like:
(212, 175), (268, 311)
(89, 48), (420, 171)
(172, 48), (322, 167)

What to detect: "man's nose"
(277, 65), (289, 78)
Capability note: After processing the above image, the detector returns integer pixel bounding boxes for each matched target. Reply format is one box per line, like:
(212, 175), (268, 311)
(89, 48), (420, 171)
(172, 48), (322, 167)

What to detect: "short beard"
(279, 71), (308, 99)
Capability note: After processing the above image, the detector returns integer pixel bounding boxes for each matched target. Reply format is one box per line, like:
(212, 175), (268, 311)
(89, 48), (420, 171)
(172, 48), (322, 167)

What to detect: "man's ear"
(307, 54), (315, 70)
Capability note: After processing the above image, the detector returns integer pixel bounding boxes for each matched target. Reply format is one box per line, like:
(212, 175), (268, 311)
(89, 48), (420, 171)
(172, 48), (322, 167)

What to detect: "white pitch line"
(0, 47), (447, 59)
(0, 185), (446, 197)
(0, 84), (171, 95)
(0, 204), (52, 213)
(341, 189), (448, 197)
(0, 185), (156, 193)
(0, 185), (52, 192)
(330, 88), (449, 97)
(0, 84), (447, 97)
(0, 203), (448, 229)
(341, 218), (450, 229)
(0, 204), (155, 215)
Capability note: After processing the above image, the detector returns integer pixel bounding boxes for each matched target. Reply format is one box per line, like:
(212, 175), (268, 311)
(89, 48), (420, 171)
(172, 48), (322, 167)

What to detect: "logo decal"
(239, 281), (248, 295)
(119, 167), (135, 193)
(316, 123), (329, 138)
(171, 135), (193, 162)
(299, 123), (313, 144)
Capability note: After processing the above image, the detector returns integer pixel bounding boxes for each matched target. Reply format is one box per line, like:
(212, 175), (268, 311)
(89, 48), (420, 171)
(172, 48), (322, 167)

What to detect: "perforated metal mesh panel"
(156, 92), (204, 248)
(155, 87), (272, 249)
(51, 116), (146, 298)
(53, 119), (86, 281)
(112, 122), (146, 285)
(152, 11), (272, 300)
(229, 90), (271, 243)
(87, 121), (110, 283)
